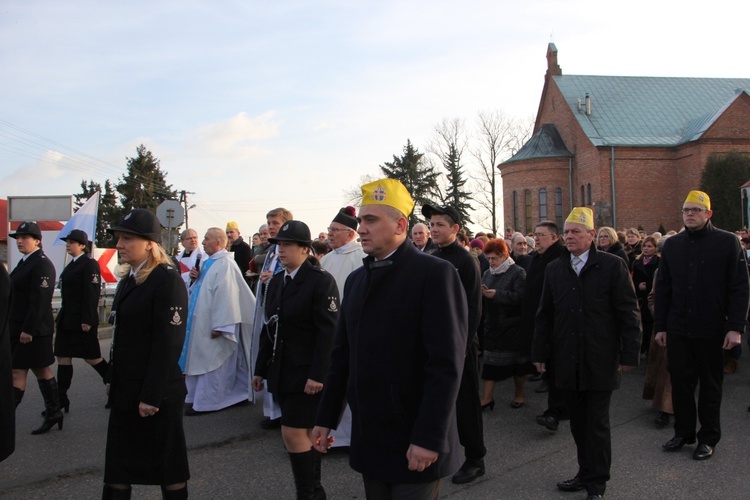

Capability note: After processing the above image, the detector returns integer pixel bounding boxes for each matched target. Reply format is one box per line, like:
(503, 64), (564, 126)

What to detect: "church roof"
(502, 124), (572, 164)
(553, 75), (750, 147)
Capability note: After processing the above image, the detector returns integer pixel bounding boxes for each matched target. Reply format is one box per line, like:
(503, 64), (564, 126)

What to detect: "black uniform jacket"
(255, 259), (339, 394)
(109, 264), (187, 410)
(57, 255), (101, 329)
(316, 240), (468, 483)
(520, 240), (565, 340)
(0, 265), (15, 462)
(231, 237), (252, 276)
(654, 221), (749, 338)
(9, 250), (55, 338)
(532, 245), (641, 391)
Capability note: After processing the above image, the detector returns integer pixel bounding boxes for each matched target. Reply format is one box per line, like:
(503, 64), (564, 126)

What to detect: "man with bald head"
(411, 222), (436, 253)
(180, 228), (256, 415)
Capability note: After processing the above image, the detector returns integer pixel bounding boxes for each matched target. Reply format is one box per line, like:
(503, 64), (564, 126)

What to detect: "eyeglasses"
(327, 227), (351, 234)
(681, 207), (706, 214)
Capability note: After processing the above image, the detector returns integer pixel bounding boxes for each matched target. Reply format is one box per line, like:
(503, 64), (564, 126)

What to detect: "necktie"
(571, 256), (583, 275)
(285, 275), (292, 288)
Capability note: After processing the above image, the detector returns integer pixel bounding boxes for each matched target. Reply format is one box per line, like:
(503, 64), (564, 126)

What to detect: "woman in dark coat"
(479, 238), (530, 410)
(55, 229), (109, 413)
(624, 227), (643, 268)
(597, 226), (629, 265)
(103, 209), (189, 500)
(631, 236), (660, 355)
(8, 222), (61, 435)
(252, 220), (339, 500)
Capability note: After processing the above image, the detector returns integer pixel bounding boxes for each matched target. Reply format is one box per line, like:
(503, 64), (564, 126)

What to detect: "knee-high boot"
(289, 450), (316, 500)
(57, 364), (73, 413)
(14, 387), (24, 408)
(91, 359), (110, 384)
(31, 378), (63, 435)
(161, 484), (189, 499)
(102, 485), (132, 499)
(312, 448), (326, 500)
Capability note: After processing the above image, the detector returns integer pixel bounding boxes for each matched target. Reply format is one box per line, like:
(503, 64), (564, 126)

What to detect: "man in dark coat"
(654, 190), (748, 460)
(411, 223), (436, 252)
(226, 221), (253, 288)
(422, 204), (485, 484)
(522, 221), (566, 431)
(314, 179), (468, 499)
(0, 264), (15, 461)
(532, 207), (641, 499)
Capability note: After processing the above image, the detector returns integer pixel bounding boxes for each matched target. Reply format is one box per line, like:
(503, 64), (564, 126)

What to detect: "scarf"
(489, 256), (515, 275)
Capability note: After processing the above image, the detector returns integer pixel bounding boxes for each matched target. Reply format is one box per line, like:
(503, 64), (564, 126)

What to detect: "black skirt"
(277, 391), (322, 429)
(54, 327), (102, 359)
(10, 326), (54, 369)
(104, 399), (190, 485)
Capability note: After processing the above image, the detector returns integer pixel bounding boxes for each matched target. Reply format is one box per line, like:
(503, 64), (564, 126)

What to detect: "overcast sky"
(1, 0), (747, 240)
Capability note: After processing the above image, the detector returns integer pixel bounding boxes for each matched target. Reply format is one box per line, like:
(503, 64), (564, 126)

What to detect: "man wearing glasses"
(654, 190), (748, 460)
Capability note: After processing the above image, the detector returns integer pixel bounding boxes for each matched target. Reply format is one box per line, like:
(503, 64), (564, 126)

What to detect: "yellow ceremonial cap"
(360, 178), (415, 217)
(684, 190), (711, 210)
(565, 207), (594, 230)
(226, 221), (239, 231)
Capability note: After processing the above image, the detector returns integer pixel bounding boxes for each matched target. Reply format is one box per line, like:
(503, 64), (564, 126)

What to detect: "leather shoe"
(654, 412), (670, 427)
(451, 459), (485, 484)
(556, 476), (584, 492)
(586, 495), (603, 499)
(536, 414), (559, 431)
(693, 443), (714, 460)
(662, 436), (695, 451)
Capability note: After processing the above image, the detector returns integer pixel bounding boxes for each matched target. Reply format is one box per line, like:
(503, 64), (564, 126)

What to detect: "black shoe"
(662, 436), (695, 451)
(535, 381), (549, 393)
(31, 378), (64, 435)
(654, 412), (670, 427)
(510, 400), (524, 409)
(529, 372), (542, 381)
(556, 476), (584, 492)
(451, 459), (485, 484)
(481, 399), (495, 411)
(693, 443), (714, 460)
(260, 416), (282, 429)
(536, 414), (559, 431)
(586, 495), (603, 499)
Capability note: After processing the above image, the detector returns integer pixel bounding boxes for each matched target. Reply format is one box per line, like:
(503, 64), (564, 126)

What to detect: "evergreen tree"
(74, 179), (119, 245)
(439, 143), (473, 228)
(700, 151), (750, 230)
(115, 144), (177, 219)
(380, 140), (439, 228)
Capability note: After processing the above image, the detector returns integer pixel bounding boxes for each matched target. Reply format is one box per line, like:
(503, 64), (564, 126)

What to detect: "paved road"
(1, 336), (748, 499)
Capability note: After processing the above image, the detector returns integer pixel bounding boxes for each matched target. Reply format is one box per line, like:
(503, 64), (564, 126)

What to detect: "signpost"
(156, 200), (185, 254)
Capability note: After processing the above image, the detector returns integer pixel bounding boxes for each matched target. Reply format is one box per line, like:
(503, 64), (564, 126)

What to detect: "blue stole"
(178, 256), (218, 372)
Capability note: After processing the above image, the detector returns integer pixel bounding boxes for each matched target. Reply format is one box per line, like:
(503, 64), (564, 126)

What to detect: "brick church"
(500, 43), (750, 233)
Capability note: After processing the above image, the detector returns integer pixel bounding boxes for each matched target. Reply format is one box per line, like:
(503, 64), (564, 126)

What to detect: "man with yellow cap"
(532, 207), (641, 499)
(226, 221), (252, 287)
(312, 178), (468, 498)
(654, 190), (748, 461)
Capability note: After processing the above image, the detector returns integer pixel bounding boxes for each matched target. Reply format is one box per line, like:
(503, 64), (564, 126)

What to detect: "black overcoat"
(316, 241), (468, 483)
(9, 250), (55, 339)
(255, 259), (339, 394)
(57, 255), (101, 329)
(532, 245), (641, 391)
(0, 265), (15, 462)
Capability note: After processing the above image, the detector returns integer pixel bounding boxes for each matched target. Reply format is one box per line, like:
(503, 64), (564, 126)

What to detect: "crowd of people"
(0, 184), (748, 500)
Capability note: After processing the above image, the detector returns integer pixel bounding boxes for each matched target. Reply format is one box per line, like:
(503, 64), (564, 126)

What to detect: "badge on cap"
(373, 185), (386, 201)
(124, 212), (132, 220)
(282, 223), (289, 231)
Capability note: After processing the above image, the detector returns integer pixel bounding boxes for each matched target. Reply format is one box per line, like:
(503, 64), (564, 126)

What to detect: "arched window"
(524, 190), (533, 233)
(587, 183), (592, 206)
(512, 191), (519, 231)
(580, 185), (585, 206)
(555, 188), (563, 227)
(539, 188), (548, 221)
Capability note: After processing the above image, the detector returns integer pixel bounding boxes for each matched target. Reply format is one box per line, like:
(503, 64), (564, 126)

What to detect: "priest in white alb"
(179, 227), (256, 415)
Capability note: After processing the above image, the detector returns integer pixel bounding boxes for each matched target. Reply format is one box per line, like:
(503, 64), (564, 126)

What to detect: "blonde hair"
(115, 242), (173, 285)
(597, 227), (618, 247)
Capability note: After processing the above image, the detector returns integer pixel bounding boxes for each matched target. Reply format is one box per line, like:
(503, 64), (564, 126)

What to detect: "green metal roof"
(502, 124), (572, 164)
(553, 75), (750, 146)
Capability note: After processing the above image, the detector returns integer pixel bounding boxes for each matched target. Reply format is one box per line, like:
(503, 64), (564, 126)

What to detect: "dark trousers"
(544, 359), (568, 419)
(455, 339), (486, 461)
(666, 334), (724, 446)
(563, 389), (612, 496)
(362, 475), (442, 500)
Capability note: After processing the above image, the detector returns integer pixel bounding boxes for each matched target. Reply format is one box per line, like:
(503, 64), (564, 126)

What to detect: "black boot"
(57, 364), (73, 413)
(102, 485), (132, 499)
(289, 450), (316, 500)
(312, 449), (326, 499)
(31, 378), (63, 435)
(92, 359), (110, 384)
(161, 484), (189, 499)
(14, 387), (24, 408)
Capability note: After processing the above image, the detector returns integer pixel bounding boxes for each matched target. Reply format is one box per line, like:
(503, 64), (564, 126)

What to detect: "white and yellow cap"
(565, 207), (594, 230)
(360, 178), (415, 217)
(684, 190), (711, 210)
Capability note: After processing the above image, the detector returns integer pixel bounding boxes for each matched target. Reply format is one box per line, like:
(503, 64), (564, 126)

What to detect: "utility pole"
(180, 190), (195, 229)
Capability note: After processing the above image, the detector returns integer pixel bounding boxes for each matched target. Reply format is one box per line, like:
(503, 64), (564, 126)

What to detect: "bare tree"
(427, 118), (474, 226)
(343, 173), (381, 207)
(470, 111), (533, 233)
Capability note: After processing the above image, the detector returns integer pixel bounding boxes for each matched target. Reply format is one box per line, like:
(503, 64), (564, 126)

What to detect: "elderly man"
(532, 207), (641, 499)
(510, 232), (531, 269)
(313, 179), (467, 499)
(654, 190), (748, 460)
(176, 228), (204, 290)
(411, 222), (436, 252)
(226, 221), (253, 287)
(180, 228), (256, 415)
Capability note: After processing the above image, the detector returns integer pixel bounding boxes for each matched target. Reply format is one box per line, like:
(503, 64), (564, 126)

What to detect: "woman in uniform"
(103, 209), (189, 500)
(252, 220), (339, 500)
(8, 222), (61, 435)
(55, 229), (109, 413)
